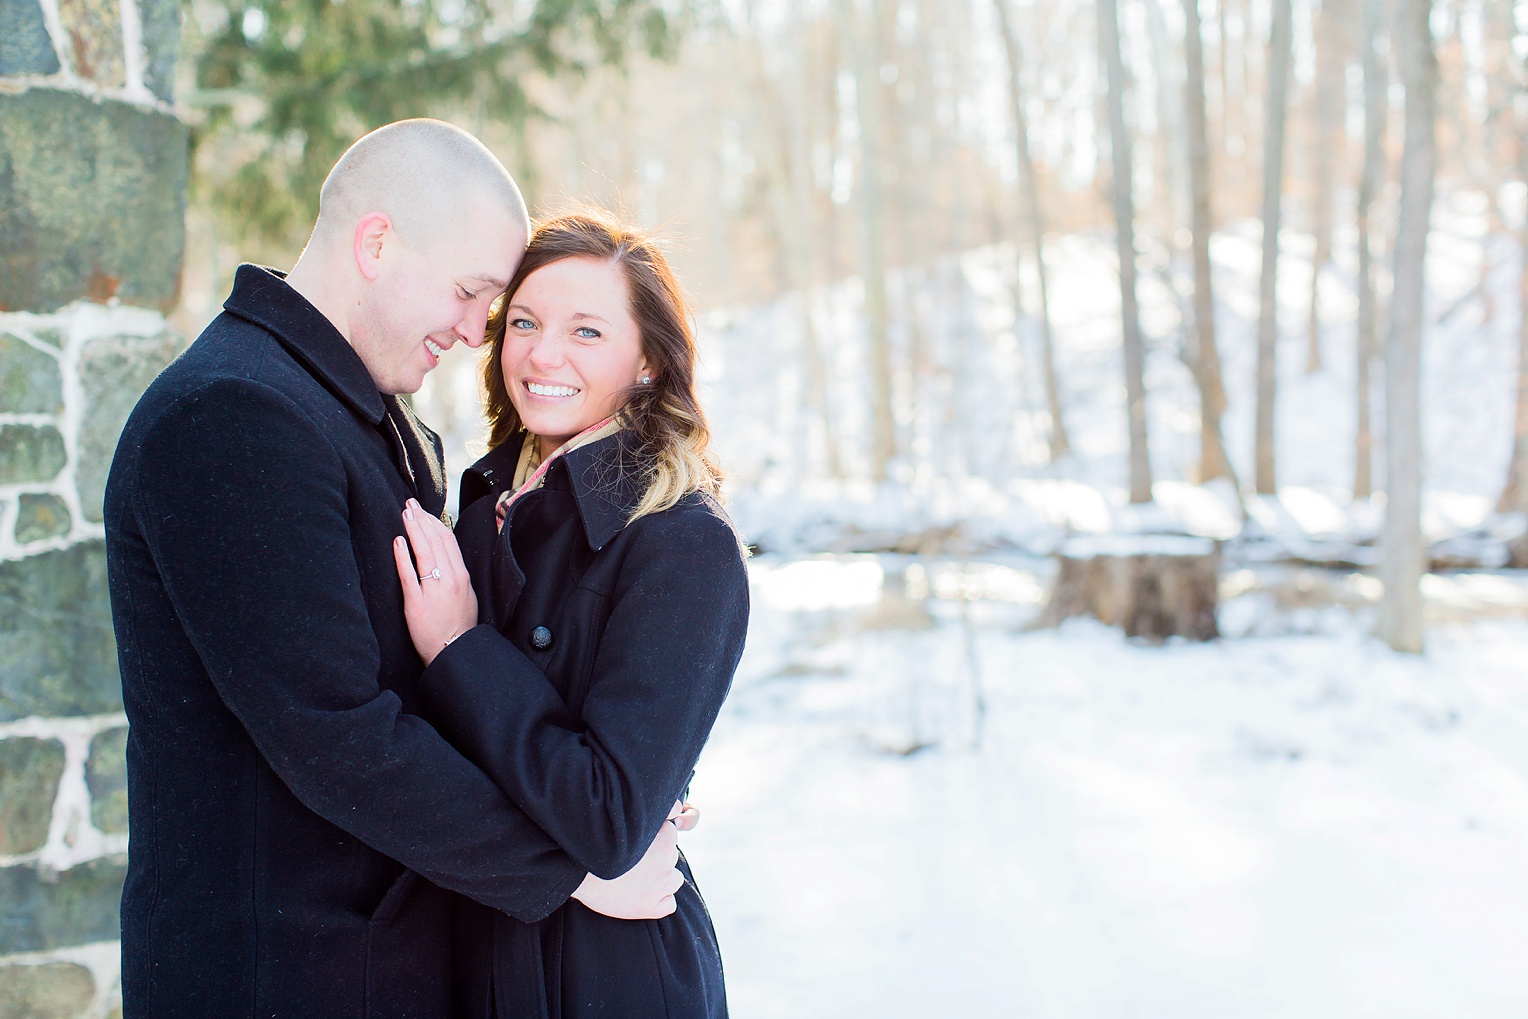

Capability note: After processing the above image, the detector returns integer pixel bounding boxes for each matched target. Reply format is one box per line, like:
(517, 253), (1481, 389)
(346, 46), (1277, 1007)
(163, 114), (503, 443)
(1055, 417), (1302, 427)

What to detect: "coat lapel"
(381, 395), (448, 519)
(459, 436), (530, 631)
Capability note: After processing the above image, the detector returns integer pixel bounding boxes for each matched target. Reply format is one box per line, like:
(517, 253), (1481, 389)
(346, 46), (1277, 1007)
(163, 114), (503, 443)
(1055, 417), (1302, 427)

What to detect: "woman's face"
(501, 255), (650, 457)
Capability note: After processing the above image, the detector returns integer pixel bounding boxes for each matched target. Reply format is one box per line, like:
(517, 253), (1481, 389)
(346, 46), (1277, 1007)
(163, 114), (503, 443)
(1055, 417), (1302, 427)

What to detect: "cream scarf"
(494, 417), (624, 532)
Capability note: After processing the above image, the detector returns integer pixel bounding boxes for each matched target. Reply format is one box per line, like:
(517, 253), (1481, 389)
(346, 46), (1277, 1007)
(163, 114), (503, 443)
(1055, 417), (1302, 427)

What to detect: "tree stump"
(1042, 536), (1220, 642)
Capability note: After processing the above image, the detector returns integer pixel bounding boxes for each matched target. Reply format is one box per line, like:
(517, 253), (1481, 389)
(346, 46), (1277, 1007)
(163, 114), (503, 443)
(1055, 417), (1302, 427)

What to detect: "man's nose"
(455, 299), (492, 348)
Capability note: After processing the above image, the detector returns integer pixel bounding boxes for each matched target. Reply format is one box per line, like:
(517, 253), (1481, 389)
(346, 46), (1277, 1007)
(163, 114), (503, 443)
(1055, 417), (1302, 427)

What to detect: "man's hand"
(670, 799), (700, 832)
(571, 818), (684, 919)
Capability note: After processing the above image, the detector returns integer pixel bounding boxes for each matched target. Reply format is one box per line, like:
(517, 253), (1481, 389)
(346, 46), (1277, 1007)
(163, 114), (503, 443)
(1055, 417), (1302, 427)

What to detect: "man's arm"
(130, 378), (594, 921)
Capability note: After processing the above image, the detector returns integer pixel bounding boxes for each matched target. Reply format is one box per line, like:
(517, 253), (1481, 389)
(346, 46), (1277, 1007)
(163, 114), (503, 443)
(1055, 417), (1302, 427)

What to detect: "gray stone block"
(0, 90), (187, 313)
(15, 494), (72, 543)
(0, 961), (96, 1019)
(0, 543), (121, 722)
(0, 857), (126, 953)
(77, 332), (183, 523)
(0, 424), (66, 485)
(138, 0), (181, 102)
(0, 332), (64, 413)
(0, 738), (65, 856)
(85, 727), (128, 835)
(0, 0), (61, 76)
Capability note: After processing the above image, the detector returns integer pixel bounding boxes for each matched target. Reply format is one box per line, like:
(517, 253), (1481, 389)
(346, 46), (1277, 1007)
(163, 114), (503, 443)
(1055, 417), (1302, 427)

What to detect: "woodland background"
(5, 0), (1528, 1014)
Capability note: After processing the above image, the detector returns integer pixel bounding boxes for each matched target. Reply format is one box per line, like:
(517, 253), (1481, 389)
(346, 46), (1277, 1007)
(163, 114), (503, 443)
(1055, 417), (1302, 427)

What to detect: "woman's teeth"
(527, 382), (579, 398)
(425, 339), (444, 358)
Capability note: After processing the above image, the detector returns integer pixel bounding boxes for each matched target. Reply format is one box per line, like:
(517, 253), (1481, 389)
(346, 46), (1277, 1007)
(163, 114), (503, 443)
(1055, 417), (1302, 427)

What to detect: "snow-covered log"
(1042, 535), (1220, 642)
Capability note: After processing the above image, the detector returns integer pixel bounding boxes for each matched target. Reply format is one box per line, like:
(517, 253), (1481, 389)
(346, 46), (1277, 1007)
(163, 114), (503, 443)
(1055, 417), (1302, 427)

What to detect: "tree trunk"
(1143, 0), (1188, 237)
(1496, 99), (1528, 513)
(1494, 2), (1528, 514)
(746, 5), (844, 479)
(1183, 0), (1238, 487)
(1254, 0), (1293, 495)
(1306, 0), (1349, 374)
(993, 0), (1071, 462)
(1099, 0), (1154, 504)
(836, 0), (896, 481)
(1380, 0), (1436, 655)
(1354, 0), (1388, 499)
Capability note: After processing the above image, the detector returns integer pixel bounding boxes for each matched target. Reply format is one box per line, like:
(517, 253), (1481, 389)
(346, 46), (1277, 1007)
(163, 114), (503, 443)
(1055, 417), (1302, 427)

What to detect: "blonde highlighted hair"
(482, 210), (722, 522)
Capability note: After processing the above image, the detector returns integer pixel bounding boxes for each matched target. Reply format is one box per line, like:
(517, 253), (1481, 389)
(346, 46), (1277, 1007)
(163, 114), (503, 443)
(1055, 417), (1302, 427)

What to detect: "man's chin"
(376, 371), (428, 397)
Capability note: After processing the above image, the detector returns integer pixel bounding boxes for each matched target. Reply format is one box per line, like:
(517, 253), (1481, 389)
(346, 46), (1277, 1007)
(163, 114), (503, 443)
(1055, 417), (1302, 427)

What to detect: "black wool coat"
(104, 265), (588, 1018)
(416, 431), (750, 1019)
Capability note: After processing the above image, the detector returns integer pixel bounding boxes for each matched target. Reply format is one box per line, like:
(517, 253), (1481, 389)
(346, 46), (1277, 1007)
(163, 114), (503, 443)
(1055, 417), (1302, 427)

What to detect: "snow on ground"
(686, 556), (1528, 1018)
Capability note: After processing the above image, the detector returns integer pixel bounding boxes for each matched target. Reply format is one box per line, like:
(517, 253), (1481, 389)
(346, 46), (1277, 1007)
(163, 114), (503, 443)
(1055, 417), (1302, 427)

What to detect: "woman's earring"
(639, 375), (653, 385)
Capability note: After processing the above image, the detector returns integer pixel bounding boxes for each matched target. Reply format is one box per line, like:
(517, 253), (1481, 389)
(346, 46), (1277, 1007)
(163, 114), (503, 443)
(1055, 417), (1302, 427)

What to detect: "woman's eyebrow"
(570, 312), (610, 324)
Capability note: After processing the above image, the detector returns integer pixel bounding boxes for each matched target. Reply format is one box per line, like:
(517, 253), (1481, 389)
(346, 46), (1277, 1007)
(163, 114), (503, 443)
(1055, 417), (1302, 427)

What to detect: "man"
(105, 119), (686, 1017)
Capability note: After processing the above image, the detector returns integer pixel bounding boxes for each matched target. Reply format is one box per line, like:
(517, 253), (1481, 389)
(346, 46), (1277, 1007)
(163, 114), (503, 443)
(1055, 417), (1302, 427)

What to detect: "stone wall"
(0, 1), (185, 1015)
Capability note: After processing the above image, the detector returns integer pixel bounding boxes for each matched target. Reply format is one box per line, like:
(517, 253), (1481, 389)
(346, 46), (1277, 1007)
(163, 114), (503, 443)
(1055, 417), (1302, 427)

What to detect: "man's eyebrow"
(467, 275), (511, 290)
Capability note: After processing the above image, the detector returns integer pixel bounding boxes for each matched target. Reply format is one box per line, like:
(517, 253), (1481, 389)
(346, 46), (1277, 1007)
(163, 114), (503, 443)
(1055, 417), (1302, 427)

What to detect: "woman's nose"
(526, 334), (565, 369)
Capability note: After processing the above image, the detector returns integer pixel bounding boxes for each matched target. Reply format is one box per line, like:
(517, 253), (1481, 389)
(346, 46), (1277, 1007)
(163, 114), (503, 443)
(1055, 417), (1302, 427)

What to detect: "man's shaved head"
(315, 118), (529, 246)
(286, 118), (532, 395)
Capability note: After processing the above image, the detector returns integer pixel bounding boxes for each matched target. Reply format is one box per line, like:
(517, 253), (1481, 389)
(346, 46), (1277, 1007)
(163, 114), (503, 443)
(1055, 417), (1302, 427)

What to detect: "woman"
(391, 211), (748, 1018)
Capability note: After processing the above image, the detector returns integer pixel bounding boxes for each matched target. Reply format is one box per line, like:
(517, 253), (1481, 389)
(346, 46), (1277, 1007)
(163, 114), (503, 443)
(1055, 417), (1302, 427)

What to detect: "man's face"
(352, 199), (526, 395)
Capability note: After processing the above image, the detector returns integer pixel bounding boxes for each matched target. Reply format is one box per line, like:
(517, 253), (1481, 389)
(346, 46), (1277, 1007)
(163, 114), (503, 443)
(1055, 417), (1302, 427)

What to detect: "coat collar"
(222, 264), (387, 426)
(461, 429), (648, 551)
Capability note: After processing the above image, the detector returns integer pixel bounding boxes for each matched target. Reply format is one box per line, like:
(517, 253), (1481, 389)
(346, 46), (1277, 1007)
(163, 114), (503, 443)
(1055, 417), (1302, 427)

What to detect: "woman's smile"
(524, 380), (581, 399)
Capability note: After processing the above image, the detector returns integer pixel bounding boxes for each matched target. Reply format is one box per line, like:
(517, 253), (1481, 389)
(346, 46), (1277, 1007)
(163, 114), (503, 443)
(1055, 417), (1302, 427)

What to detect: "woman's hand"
(391, 498), (477, 667)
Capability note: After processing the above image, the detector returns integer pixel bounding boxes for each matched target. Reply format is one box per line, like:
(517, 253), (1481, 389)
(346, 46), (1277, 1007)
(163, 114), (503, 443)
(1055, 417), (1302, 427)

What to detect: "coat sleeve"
(129, 378), (586, 921)
(420, 499), (750, 879)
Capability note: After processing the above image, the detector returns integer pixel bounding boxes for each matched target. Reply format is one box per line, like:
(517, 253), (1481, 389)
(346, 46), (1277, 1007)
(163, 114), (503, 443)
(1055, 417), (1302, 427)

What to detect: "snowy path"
(682, 557), (1528, 1018)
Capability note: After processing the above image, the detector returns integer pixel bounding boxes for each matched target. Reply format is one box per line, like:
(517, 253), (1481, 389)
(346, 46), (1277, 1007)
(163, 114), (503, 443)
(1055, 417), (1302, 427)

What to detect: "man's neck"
(284, 249), (353, 343)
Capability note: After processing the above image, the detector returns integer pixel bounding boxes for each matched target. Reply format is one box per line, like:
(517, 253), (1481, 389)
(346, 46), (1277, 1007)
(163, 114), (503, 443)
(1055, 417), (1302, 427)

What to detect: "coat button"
(530, 625), (553, 651)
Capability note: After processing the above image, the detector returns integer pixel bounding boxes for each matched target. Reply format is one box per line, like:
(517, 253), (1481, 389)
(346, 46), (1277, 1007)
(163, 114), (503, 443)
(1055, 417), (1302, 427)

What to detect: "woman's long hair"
(481, 210), (723, 522)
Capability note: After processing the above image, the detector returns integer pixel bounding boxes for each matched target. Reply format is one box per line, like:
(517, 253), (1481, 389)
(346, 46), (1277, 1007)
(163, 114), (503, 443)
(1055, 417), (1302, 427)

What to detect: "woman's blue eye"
(575, 327), (601, 340)
(510, 318), (536, 330)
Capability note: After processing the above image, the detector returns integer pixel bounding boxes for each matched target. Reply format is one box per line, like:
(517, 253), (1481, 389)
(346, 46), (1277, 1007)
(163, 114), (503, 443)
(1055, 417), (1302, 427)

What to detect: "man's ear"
(353, 212), (393, 282)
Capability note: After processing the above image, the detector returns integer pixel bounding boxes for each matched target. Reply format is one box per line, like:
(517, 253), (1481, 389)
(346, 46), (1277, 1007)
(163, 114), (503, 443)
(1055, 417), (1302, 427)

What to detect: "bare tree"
(993, 0), (1071, 461)
(835, 0), (896, 481)
(1254, 0), (1293, 495)
(1497, 65), (1528, 513)
(743, 4), (844, 478)
(1380, 0), (1437, 655)
(1501, 198), (1528, 514)
(1353, 0), (1388, 499)
(1099, 0), (1154, 503)
(1305, 0), (1350, 374)
(1182, 0), (1239, 486)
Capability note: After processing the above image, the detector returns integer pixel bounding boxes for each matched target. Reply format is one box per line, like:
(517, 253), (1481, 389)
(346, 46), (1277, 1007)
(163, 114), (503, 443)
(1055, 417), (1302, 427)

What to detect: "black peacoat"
(415, 430), (751, 1018)
(103, 265), (590, 1018)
